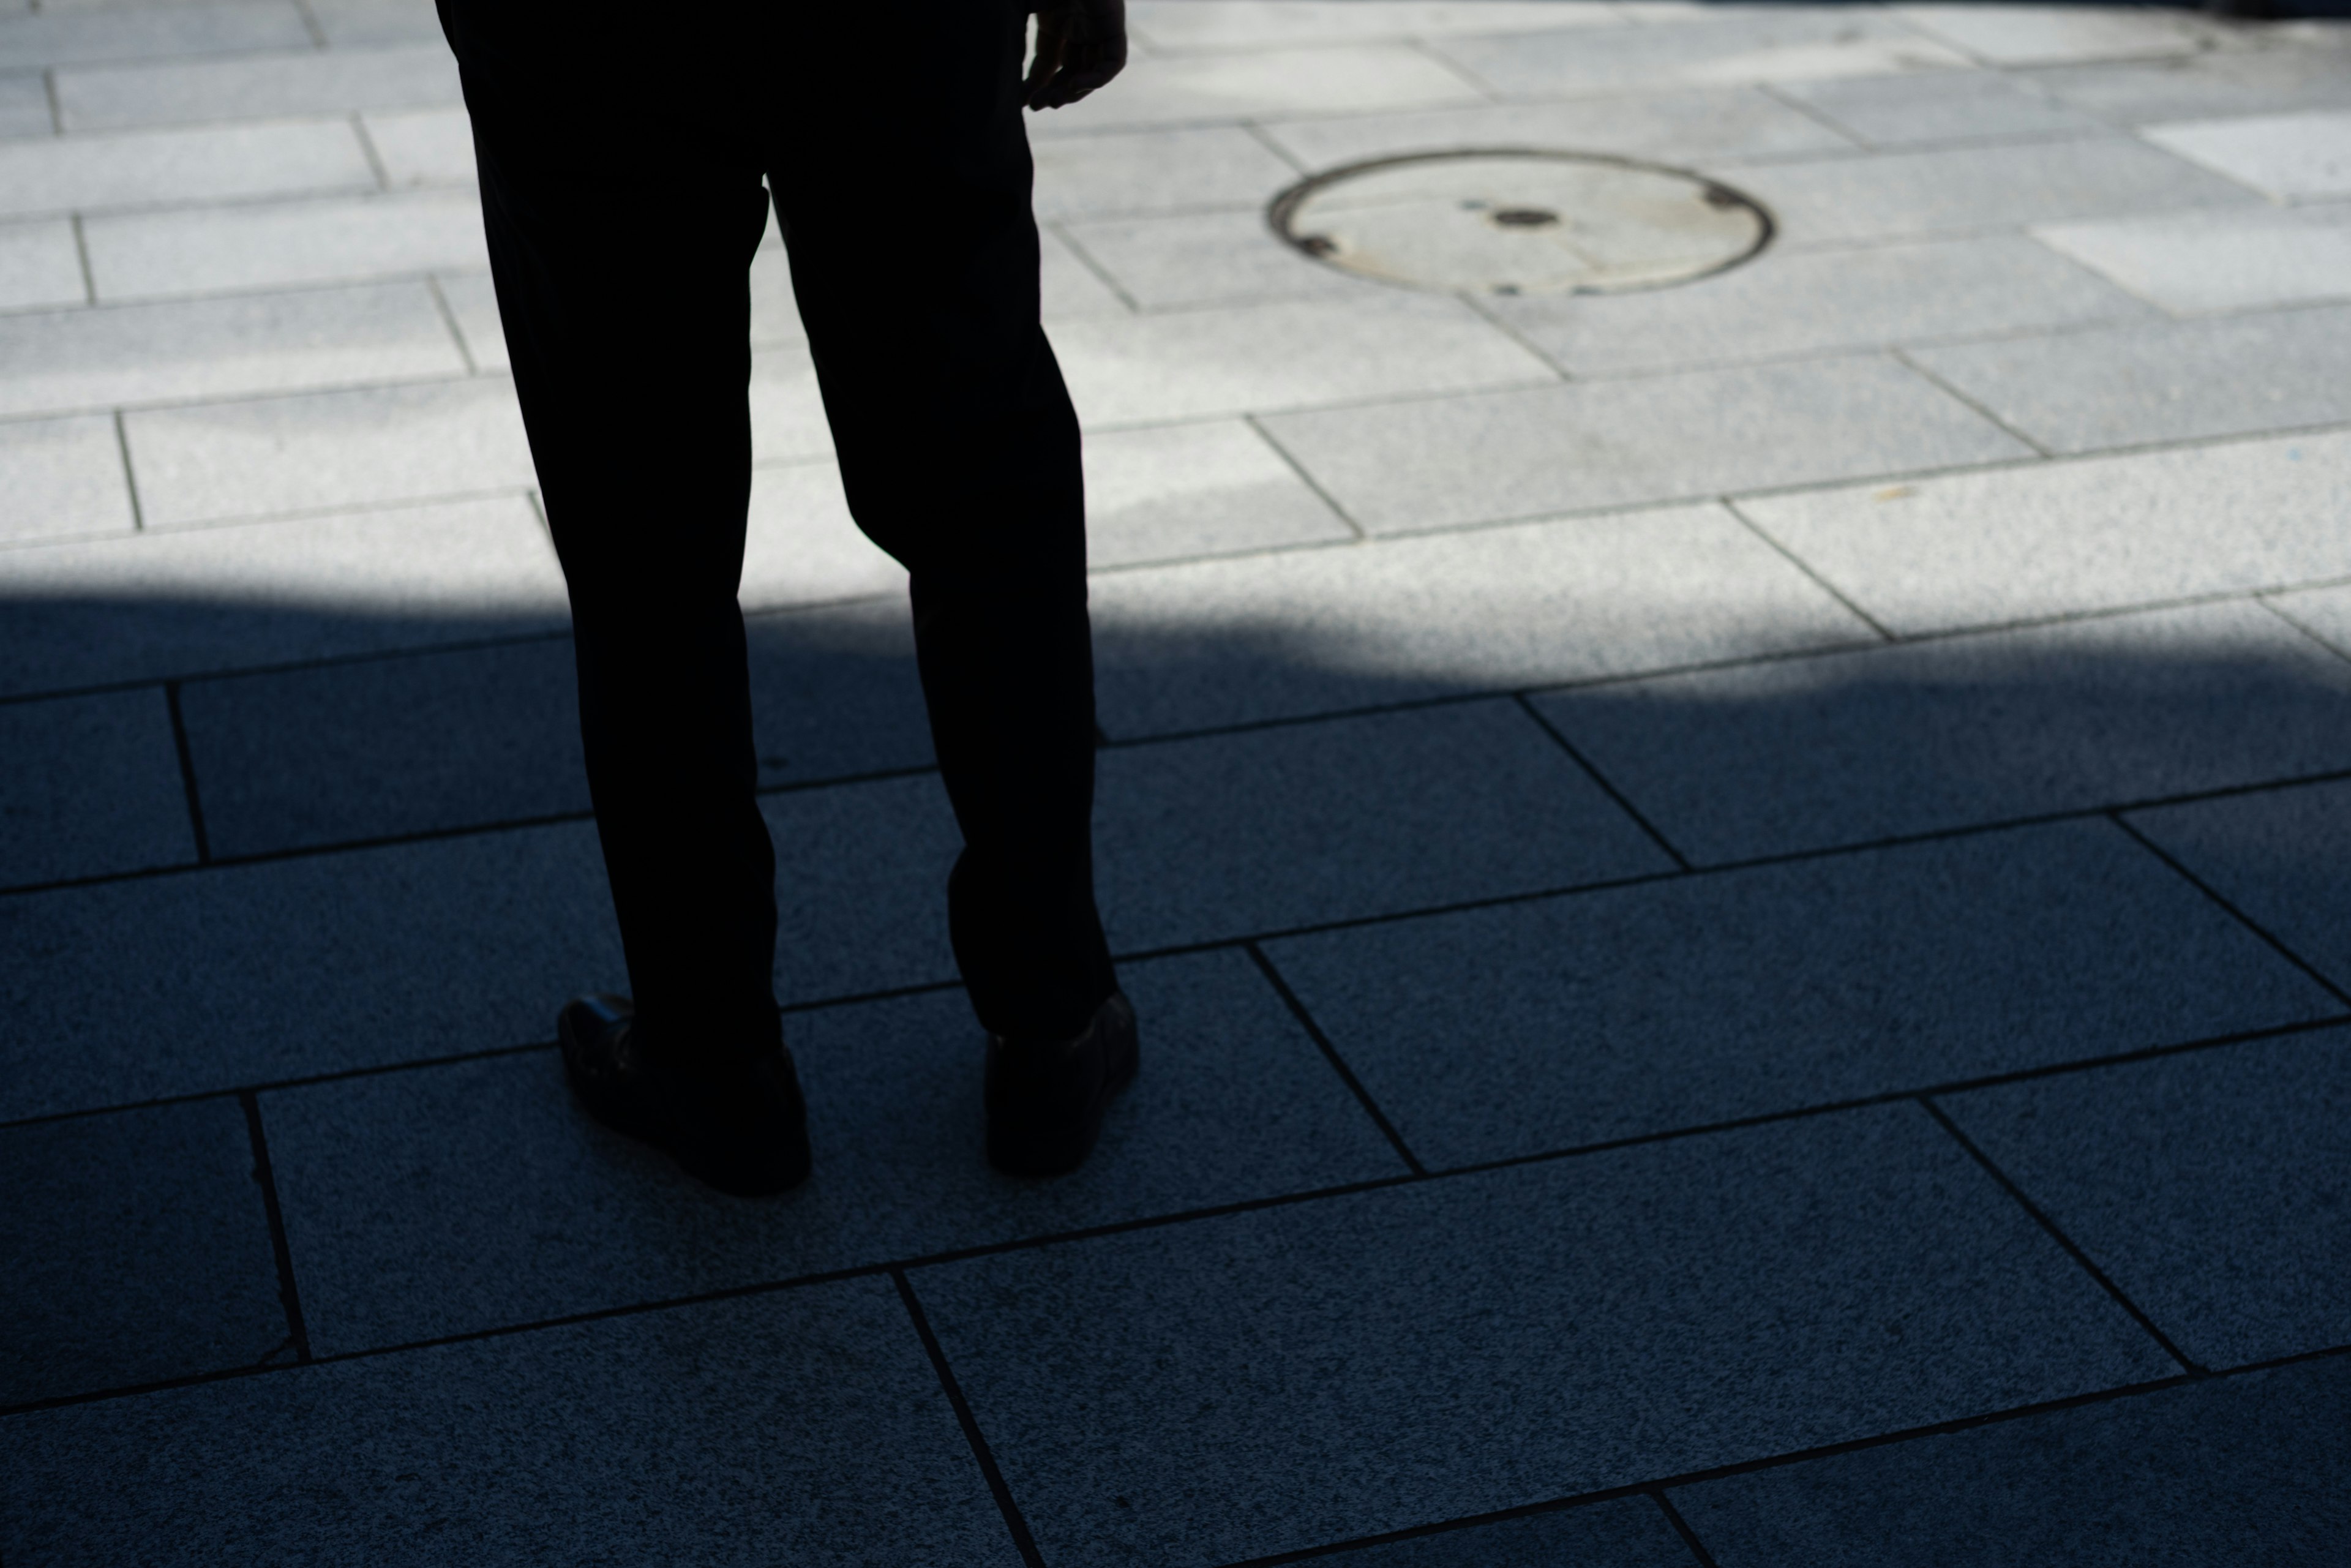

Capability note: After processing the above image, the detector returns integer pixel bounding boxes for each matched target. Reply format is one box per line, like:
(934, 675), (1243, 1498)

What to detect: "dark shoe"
(557, 994), (811, 1196)
(985, 990), (1138, 1177)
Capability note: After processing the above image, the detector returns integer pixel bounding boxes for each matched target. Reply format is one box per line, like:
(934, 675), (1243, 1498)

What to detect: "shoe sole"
(986, 1019), (1138, 1178)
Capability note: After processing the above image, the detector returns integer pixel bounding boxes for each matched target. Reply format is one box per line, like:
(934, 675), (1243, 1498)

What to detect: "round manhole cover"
(1270, 149), (1773, 296)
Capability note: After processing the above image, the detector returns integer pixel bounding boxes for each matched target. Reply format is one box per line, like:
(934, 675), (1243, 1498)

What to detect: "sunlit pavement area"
(6, 0), (2351, 1560)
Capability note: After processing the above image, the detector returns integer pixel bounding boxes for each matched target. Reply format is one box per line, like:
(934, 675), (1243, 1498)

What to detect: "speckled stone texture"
(2126, 775), (2351, 994)
(0, 1278), (1025, 1567)
(1940, 1031), (2351, 1370)
(1264, 821), (2337, 1168)
(1311, 1496), (1698, 1567)
(0, 1099), (286, 1405)
(1673, 1355), (2351, 1567)
(917, 1105), (2175, 1567)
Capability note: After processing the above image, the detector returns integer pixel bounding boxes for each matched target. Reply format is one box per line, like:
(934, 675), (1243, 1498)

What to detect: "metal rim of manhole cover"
(1268, 148), (1775, 298)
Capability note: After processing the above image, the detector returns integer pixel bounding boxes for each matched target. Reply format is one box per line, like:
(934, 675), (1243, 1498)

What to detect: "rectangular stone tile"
(0, 217), (85, 310)
(0, 282), (462, 418)
(2143, 108), (2351, 200)
(1894, 4), (2213, 67)
(2025, 46), (2351, 126)
(263, 950), (1399, 1351)
(0, 412), (133, 542)
(1096, 700), (1671, 951)
(124, 375), (531, 527)
(1031, 124), (1300, 221)
(359, 102), (473, 186)
(1490, 234), (2150, 375)
(1129, 1), (1632, 53)
(1038, 219), (1128, 316)
(745, 598), (935, 787)
(1259, 83), (1853, 168)
(1259, 356), (2029, 534)
(1061, 206), (1366, 310)
(1049, 293), (1554, 427)
(0, 118), (373, 219)
(1431, 9), (1967, 98)
(0, 689), (193, 885)
(0, 497), (566, 697)
(2127, 773), (2351, 993)
(307, 0), (444, 47)
(0, 1), (307, 73)
(1535, 599), (2351, 861)
(1944, 1033), (2351, 1368)
(0, 1099), (285, 1406)
(0, 1280), (1024, 1566)
(1912, 306), (2351, 454)
(1739, 431), (2351, 632)
(1090, 503), (1875, 733)
(0, 817), (624, 1118)
(178, 637), (582, 857)
(55, 40), (462, 130)
(2033, 201), (2351, 311)
(431, 268), (502, 367)
(765, 771), (961, 1002)
(1030, 42), (1485, 135)
(741, 457), (906, 609)
(918, 1104), (2173, 1567)
(1305, 1499), (1697, 1568)
(2269, 578), (2351, 661)
(1769, 67), (2110, 147)
(1674, 1357), (2351, 1566)
(1081, 418), (1354, 568)
(1264, 820), (2334, 1166)
(83, 188), (489, 300)
(749, 223), (803, 344)
(748, 337), (832, 460)
(1733, 137), (2257, 244)
(0, 71), (52, 138)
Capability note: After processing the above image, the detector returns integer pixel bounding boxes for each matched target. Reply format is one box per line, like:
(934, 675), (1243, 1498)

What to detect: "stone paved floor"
(4, 0), (2350, 1561)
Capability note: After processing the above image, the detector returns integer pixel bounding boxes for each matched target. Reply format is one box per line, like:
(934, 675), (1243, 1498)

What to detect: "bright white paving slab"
(741, 460), (908, 610)
(1892, 4), (2214, 67)
(1256, 85), (1854, 168)
(0, 74), (52, 139)
(54, 40), (462, 131)
(0, 414), (135, 544)
(1737, 430), (2351, 636)
(1128, 1), (1634, 52)
(1081, 418), (1354, 566)
(2143, 109), (2351, 200)
(0, 219), (85, 312)
(2033, 202), (2351, 310)
(1030, 126), (1302, 221)
(0, 1), (309, 75)
(1769, 68), (2109, 148)
(82, 188), (492, 300)
(1425, 9), (1970, 97)
(0, 118), (375, 220)
(360, 105), (478, 187)
(1029, 42), (1487, 135)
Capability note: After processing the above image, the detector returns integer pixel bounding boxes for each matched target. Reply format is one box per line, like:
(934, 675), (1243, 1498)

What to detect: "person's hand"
(1026, 0), (1126, 110)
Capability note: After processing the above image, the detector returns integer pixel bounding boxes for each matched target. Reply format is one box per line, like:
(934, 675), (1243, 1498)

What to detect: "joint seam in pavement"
(1918, 1095), (2204, 1376)
(239, 1090), (312, 1365)
(1650, 1488), (1723, 1568)
(1243, 410), (1369, 539)
(110, 408), (146, 531)
(162, 679), (211, 864)
(1893, 346), (2057, 459)
(893, 1270), (1048, 1568)
(1721, 497), (1897, 640)
(2109, 811), (2351, 1009)
(1512, 691), (1693, 869)
(1248, 942), (1425, 1174)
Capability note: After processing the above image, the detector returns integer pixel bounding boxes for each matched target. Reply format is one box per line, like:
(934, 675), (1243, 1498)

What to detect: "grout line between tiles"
(110, 407), (144, 530)
(66, 211), (94, 303)
(2108, 810), (2351, 1008)
(893, 1270), (1048, 1568)
(1651, 1488), (1723, 1568)
(424, 272), (475, 373)
(1917, 1094), (2204, 1375)
(239, 1090), (312, 1365)
(1511, 692), (1691, 869)
(1242, 410), (1368, 538)
(1720, 497), (1899, 641)
(1247, 942), (1425, 1175)
(1892, 346), (2057, 459)
(348, 109), (392, 189)
(160, 679), (209, 863)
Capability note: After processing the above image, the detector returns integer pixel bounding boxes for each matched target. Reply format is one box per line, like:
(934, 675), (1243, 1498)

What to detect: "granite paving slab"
(263, 949), (1402, 1352)
(83, 188), (492, 301)
(54, 41), (463, 132)
(917, 1103), (2175, 1567)
(2127, 773), (2351, 993)
(748, 338), (834, 461)
(0, 72), (53, 138)
(1739, 431), (2351, 632)
(1426, 10), (1968, 98)
(0, 689), (194, 887)
(1258, 356), (2029, 534)
(1049, 293), (1556, 427)
(1535, 599), (2351, 861)
(1089, 503), (1874, 733)
(1031, 41), (1486, 135)
(1255, 83), (1853, 168)
(1081, 418), (1355, 568)
(1488, 233), (2148, 376)
(1061, 206), (1371, 310)
(1128, 1), (1633, 53)
(2023, 45), (2351, 126)
(0, 118), (372, 219)
(0, 496), (567, 697)
(359, 103), (474, 187)
(0, 282), (463, 420)
(1031, 125), (1302, 221)
(1673, 1356), (2351, 1567)
(1735, 137), (2257, 246)
(308, 0), (445, 48)
(1041, 221), (1131, 317)
(2143, 108), (2351, 200)
(1305, 1498), (1697, 1568)
(740, 457), (907, 609)
(744, 596), (936, 786)
(0, 1279), (1024, 1567)
(1262, 820), (2334, 1167)
(1892, 3), (2213, 67)
(765, 772), (962, 1003)
(0, 818), (624, 1119)
(0, 413), (135, 544)
(0, 1098), (286, 1408)
(1095, 699), (1670, 950)
(431, 269), (504, 368)
(1908, 304), (2351, 454)
(1768, 66), (2108, 148)
(123, 376), (533, 528)
(0, 1), (309, 75)
(0, 217), (88, 312)
(2032, 201), (2351, 312)
(1944, 1032), (2351, 1369)
(2268, 578), (2351, 659)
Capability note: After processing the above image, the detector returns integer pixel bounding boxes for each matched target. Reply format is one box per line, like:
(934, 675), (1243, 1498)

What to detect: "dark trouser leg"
(763, 0), (1114, 1042)
(463, 96), (782, 1071)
